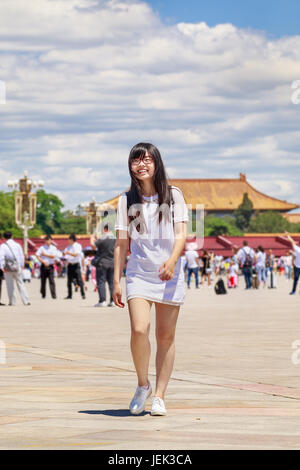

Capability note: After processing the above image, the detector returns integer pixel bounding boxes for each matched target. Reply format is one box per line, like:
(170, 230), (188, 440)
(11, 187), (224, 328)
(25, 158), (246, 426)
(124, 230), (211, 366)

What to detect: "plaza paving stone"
(0, 275), (299, 449)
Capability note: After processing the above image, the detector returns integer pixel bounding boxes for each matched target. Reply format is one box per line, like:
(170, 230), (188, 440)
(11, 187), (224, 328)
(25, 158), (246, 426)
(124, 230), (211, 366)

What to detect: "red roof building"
(6, 234), (300, 259)
(186, 234), (300, 258)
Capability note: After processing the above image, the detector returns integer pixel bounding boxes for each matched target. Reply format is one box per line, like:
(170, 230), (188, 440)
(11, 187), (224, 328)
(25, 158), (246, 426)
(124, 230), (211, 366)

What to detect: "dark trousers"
(67, 263), (84, 297)
(243, 267), (253, 289)
(292, 266), (300, 294)
(96, 265), (114, 303)
(41, 264), (56, 298)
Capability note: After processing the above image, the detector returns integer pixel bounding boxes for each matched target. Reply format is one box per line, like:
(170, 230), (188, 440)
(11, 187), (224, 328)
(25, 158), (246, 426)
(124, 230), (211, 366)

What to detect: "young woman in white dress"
(113, 143), (188, 416)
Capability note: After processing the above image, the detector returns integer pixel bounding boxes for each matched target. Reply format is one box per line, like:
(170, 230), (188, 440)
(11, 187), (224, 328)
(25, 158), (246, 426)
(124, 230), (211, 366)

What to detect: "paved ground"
(0, 274), (299, 450)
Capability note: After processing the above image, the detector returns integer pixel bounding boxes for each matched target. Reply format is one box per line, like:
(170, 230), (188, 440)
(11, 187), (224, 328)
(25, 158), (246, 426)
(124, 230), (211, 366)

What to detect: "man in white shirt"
(63, 234), (85, 300)
(0, 231), (30, 306)
(36, 235), (60, 299)
(285, 232), (300, 295)
(185, 247), (200, 289)
(237, 241), (255, 289)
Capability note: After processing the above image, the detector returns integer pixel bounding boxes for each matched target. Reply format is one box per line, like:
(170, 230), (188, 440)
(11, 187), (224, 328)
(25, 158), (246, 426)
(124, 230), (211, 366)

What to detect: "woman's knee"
(156, 329), (175, 347)
(131, 324), (150, 338)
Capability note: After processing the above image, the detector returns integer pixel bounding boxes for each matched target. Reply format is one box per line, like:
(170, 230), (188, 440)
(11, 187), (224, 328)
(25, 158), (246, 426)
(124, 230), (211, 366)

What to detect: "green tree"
(36, 190), (64, 234)
(235, 193), (254, 231)
(204, 215), (243, 236)
(0, 191), (23, 237)
(292, 222), (300, 232)
(248, 211), (290, 233)
(0, 190), (87, 237)
(59, 211), (86, 234)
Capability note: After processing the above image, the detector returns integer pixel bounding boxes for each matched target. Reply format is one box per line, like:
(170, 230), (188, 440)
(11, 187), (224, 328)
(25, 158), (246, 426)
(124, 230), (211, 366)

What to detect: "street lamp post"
(82, 198), (101, 235)
(8, 171), (44, 256)
(81, 198), (114, 235)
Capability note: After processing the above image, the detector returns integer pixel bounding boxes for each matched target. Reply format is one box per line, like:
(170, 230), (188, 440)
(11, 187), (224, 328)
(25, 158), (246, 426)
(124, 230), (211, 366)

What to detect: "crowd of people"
(183, 234), (300, 294)
(0, 142), (299, 419)
(0, 227), (116, 307)
(0, 229), (299, 307)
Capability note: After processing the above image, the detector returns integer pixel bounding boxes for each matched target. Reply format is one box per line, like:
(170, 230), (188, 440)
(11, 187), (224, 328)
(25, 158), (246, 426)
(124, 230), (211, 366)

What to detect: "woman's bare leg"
(128, 298), (152, 387)
(155, 302), (180, 399)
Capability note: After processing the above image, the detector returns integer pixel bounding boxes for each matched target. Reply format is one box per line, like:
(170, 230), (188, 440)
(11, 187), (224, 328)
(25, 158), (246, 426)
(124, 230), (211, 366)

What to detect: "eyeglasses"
(131, 156), (154, 166)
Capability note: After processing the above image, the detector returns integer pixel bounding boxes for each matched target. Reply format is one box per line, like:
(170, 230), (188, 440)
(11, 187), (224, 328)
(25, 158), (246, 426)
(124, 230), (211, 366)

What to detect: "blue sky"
(148, 0), (300, 37)
(147, 0), (300, 37)
(0, 0), (299, 211)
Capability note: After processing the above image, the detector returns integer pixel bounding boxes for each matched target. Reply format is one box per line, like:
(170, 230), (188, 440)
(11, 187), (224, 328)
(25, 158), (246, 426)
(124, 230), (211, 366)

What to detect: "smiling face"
(130, 150), (155, 183)
(127, 143), (170, 211)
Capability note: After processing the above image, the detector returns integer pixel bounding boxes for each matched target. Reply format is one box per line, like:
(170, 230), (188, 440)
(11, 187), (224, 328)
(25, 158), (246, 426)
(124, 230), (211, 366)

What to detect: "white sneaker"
(129, 382), (152, 415)
(108, 301), (115, 307)
(94, 301), (107, 307)
(151, 396), (167, 416)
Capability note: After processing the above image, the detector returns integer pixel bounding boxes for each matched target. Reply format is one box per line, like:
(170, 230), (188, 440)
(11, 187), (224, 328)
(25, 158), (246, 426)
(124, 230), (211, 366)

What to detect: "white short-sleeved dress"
(115, 186), (189, 306)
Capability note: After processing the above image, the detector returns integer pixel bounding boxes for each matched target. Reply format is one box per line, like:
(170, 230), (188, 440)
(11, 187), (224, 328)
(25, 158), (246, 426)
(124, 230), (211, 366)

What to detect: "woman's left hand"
(158, 258), (176, 281)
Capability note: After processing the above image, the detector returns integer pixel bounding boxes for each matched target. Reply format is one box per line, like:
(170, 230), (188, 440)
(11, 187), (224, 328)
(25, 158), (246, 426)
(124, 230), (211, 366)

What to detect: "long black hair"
(126, 143), (173, 231)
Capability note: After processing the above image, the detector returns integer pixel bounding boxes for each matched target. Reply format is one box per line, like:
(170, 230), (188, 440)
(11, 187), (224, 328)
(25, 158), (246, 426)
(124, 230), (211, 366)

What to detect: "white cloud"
(0, 0), (158, 49)
(253, 179), (298, 200)
(0, 0), (299, 210)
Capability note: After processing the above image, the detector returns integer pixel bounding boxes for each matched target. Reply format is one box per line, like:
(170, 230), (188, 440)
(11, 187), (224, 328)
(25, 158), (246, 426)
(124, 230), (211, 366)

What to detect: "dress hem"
(127, 294), (183, 306)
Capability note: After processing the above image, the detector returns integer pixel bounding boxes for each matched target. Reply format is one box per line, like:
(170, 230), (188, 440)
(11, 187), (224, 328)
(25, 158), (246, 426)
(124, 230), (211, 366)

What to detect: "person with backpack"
(0, 231), (30, 306)
(90, 224), (116, 307)
(237, 240), (255, 290)
(113, 143), (188, 417)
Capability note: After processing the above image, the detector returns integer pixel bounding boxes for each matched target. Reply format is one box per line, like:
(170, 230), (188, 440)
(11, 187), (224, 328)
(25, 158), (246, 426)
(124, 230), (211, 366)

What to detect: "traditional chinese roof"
(282, 213), (300, 224)
(101, 194), (120, 210)
(170, 174), (298, 211)
(102, 173), (299, 212)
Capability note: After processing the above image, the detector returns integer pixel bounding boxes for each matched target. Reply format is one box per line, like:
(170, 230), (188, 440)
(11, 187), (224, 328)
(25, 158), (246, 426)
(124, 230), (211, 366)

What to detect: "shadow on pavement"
(79, 409), (150, 417)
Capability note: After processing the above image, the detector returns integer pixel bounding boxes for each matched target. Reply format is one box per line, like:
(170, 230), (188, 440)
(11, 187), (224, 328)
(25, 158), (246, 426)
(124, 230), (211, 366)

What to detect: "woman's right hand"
(113, 282), (125, 308)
